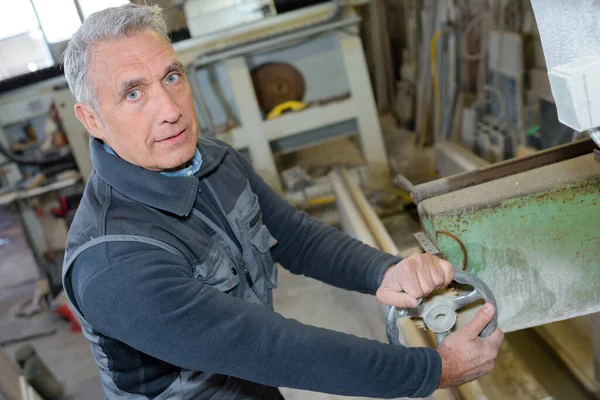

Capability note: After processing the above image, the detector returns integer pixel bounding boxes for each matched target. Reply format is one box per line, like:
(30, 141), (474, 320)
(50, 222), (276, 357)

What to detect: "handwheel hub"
(423, 302), (457, 334)
(386, 270), (497, 346)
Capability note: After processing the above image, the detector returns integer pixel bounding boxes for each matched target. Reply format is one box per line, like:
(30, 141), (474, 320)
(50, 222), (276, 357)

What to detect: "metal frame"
(185, 13), (390, 190)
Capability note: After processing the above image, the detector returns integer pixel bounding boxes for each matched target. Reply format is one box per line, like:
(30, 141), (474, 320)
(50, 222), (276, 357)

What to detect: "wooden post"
(591, 313), (600, 386)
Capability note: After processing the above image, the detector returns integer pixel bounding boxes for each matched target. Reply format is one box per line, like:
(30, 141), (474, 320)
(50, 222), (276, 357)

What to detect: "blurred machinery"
(177, 0), (390, 190)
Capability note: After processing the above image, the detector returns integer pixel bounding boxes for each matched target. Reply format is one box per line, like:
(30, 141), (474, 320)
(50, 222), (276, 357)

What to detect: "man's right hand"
(437, 303), (504, 388)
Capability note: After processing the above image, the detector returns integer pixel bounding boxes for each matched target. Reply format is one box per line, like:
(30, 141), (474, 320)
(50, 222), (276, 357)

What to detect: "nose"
(157, 86), (181, 125)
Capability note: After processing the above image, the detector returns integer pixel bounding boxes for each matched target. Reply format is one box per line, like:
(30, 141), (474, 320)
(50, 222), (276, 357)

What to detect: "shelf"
(262, 97), (355, 141)
(11, 141), (40, 153)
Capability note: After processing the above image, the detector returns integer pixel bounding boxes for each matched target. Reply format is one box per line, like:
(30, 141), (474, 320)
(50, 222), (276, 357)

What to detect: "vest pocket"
(193, 242), (240, 293)
(250, 224), (278, 288)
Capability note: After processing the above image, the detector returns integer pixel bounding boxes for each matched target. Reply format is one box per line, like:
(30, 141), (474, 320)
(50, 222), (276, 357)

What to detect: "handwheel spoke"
(453, 289), (482, 308)
(435, 331), (449, 345)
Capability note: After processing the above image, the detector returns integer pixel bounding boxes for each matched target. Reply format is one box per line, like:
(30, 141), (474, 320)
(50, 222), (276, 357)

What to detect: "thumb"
(462, 303), (495, 338)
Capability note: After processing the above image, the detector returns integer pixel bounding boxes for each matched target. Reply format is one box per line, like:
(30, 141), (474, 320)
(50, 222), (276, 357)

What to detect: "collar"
(103, 143), (203, 178)
(90, 137), (227, 217)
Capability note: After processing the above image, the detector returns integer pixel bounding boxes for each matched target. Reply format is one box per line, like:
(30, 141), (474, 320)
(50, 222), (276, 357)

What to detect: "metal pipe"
(339, 169), (397, 253)
(397, 137), (597, 204)
(328, 169), (378, 248)
(186, 63), (217, 137)
(191, 14), (360, 68)
(589, 128), (600, 148)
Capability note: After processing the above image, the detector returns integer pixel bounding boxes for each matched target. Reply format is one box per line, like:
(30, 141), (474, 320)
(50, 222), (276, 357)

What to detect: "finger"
(376, 288), (419, 308)
(438, 259), (455, 287)
(427, 257), (445, 288)
(399, 261), (424, 299)
(416, 263), (435, 296)
(461, 303), (495, 338)
(484, 328), (504, 349)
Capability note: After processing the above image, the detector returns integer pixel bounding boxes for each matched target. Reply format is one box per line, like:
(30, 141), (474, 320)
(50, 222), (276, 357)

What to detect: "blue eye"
(126, 90), (141, 100)
(166, 73), (180, 84)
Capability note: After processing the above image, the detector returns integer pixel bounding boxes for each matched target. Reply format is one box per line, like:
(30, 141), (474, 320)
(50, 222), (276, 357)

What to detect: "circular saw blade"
(250, 62), (306, 113)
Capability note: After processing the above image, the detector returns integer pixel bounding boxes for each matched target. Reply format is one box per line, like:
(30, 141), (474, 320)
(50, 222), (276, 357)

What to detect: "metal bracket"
(414, 231), (440, 255)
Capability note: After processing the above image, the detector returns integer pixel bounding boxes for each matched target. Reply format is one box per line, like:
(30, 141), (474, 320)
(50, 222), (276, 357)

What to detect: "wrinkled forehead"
(88, 30), (177, 95)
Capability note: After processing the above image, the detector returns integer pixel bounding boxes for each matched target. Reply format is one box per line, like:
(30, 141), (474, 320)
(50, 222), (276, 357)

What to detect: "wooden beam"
(535, 318), (600, 396)
(590, 314), (600, 390)
(0, 349), (21, 400)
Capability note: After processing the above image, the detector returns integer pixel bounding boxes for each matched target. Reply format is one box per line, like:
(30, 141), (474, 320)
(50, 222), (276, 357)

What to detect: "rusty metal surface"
(418, 154), (600, 332)
(399, 138), (596, 204)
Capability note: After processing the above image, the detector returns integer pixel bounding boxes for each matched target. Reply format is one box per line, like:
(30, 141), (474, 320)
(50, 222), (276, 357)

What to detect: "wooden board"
(478, 341), (550, 400)
(535, 316), (600, 396)
(0, 349), (21, 400)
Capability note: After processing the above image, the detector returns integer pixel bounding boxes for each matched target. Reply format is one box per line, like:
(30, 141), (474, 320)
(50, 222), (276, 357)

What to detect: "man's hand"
(376, 254), (454, 308)
(438, 303), (504, 387)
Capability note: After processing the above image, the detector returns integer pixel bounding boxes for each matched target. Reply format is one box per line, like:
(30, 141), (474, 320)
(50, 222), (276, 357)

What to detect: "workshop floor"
(0, 118), (431, 399)
(1, 284), (104, 399)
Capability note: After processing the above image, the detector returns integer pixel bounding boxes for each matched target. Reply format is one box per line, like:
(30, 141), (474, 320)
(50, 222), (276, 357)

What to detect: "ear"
(74, 103), (106, 140)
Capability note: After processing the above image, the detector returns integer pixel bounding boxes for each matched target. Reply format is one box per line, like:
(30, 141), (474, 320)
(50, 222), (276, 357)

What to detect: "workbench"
(177, 4), (391, 190)
(0, 176), (80, 275)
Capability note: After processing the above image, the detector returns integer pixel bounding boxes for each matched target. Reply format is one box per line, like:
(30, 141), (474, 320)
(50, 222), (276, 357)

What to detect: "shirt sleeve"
(70, 241), (442, 399)
(234, 151), (402, 295)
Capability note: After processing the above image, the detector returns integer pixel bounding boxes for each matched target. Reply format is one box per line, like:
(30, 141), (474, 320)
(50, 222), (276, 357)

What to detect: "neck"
(164, 159), (192, 172)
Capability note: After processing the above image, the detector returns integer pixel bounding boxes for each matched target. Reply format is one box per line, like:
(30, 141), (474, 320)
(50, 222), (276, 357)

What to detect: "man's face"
(75, 30), (198, 171)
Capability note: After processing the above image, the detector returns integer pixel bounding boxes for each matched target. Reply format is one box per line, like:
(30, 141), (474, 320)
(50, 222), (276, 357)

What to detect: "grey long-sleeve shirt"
(68, 139), (442, 398)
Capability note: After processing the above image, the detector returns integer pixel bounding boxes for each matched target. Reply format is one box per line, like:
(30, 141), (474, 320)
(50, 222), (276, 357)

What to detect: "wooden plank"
(477, 341), (550, 400)
(516, 146), (538, 158)
(0, 349), (21, 400)
(366, 0), (389, 112)
(591, 314), (600, 386)
(535, 317), (600, 396)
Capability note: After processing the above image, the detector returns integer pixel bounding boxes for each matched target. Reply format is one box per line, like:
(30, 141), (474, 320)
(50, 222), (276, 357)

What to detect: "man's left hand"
(376, 254), (455, 308)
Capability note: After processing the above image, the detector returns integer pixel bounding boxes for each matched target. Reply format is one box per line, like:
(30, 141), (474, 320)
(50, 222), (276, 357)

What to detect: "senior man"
(61, 4), (502, 399)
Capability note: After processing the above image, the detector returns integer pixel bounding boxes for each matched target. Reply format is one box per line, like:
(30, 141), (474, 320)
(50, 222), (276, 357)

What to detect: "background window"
(33, 0), (82, 44)
(0, 0), (130, 82)
(78, 0), (129, 20)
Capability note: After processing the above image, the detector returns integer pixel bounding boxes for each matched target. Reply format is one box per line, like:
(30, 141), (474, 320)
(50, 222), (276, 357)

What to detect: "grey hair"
(62, 4), (170, 110)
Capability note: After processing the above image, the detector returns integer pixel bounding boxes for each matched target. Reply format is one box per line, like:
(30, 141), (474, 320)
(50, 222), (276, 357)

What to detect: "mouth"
(157, 127), (187, 143)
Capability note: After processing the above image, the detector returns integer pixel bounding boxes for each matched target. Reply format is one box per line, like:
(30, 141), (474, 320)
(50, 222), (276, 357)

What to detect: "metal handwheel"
(386, 270), (498, 346)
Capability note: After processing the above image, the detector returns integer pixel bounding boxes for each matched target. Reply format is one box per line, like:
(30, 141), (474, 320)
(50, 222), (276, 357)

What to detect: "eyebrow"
(118, 78), (147, 98)
(117, 61), (185, 98)
(163, 61), (184, 78)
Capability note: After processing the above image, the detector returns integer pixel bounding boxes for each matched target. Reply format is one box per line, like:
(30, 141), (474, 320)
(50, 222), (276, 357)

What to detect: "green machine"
(396, 139), (599, 333)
